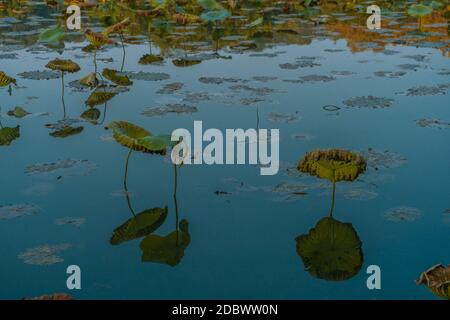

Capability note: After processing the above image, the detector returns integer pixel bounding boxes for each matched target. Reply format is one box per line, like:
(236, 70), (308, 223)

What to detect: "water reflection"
(107, 121), (189, 266)
(295, 149), (366, 281)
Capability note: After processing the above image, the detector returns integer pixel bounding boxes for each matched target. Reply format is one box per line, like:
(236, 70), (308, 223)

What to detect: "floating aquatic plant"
(102, 68), (132, 86)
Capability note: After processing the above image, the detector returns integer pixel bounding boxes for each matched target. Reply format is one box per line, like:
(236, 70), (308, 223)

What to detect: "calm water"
(0, 1), (449, 300)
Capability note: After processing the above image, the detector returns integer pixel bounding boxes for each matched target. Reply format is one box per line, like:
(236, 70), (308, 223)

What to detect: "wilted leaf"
(139, 54), (164, 65)
(0, 71), (17, 87)
(85, 90), (117, 107)
(416, 264), (450, 299)
(102, 69), (133, 86)
(7, 106), (30, 118)
(46, 59), (80, 73)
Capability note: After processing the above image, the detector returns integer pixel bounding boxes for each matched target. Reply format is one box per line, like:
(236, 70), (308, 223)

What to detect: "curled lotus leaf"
(102, 69), (133, 86)
(110, 207), (168, 245)
(172, 58), (201, 67)
(0, 71), (17, 87)
(139, 54), (164, 65)
(139, 219), (190, 267)
(0, 126), (20, 146)
(49, 126), (84, 138)
(85, 90), (117, 107)
(85, 30), (114, 47)
(106, 121), (179, 154)
(38, 25), (64, 43)
(416, 264), (450, 299)
(80, 108), (101, 124)
(102, 18), (131, 36)
(45, 59), (80, 73)
(296, 217), (363, 281)
(79, 73), (98, 88)
(297, 149), (366, 183)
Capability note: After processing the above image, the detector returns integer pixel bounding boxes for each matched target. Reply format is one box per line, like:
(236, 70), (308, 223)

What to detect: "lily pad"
(0, 204), (40, 220)
(142, 104), (197, 117)
(18, 70), (60, 80)
(7, 106), (29, 118)
(343, 96), (394, 109)
(383, 206), (421, 222)
(18, 243), (71, 265)
(0, 126), (20, 146)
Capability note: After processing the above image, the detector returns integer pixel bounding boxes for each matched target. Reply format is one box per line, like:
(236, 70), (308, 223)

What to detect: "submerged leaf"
(296, 217), (363, 281)
(49, 126), (84, 138)
(139, 219), (190, 267)
(110, 207), (168, 245)
(7, 106), (30, 118)
(172, 58), (202, 67)
(297, 149), (367, 183)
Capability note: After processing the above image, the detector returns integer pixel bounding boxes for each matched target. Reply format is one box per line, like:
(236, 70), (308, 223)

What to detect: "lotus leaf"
(103, 18), (131, 36)
(110, 207), (168, 245)
(79, 73), (98, 88)
(139, 219), (190, 266)
(0, 126), (20, 146)
(102, 69), (133, 86)
(0, 71), (17, 87)
(46, 59), (80, 73)
(172, 58), (202, 67)
(297, 149), (366, 183)
(50, 126), (84, 138)
(296, 217), (363, 281)
(80, 108), (101, 124)
(85, 30), (114, 47)
(408, 4), (433, 17)
(139, 54), (164, 65)
(39, 25), (64, 43)
(201, 9), (230, 22)
(7, 106), (30, 118)
(85, 90), (117, 107)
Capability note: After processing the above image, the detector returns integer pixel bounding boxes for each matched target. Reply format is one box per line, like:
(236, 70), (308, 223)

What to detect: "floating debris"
(199, 77), (246, 84)
(268, 112), (300, 123)
(24, 293), (74, 300)
(141, 103), (197, 117)
(404, 84), (450, 96)
(55, 217), (86, 228)
(18, 70), (60, 80)
(383, 206), (422, 222)
(343, 96), (394, 109)
(18, 243), (71, 265)
(156, 82), (184, 94)
(374, 71), (406, 78)
(298, 75), (336, 83)
(120, 71), (170, 81)
(322, 105), (340, 112)
(362, 148), (407, 169)
(24, 159), (97, 177)
(0, 204), (40, 220)
(182, 91), (210, 103)
(252, 76), (277, 83)
(415, 119), (450, 129)
(229, 84), (275, 95)
(330, 70), (355, 76)
(344, 189), (378, 201)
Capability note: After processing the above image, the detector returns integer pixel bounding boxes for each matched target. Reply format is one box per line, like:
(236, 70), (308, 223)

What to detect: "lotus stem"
(61, 71), (66, 119)
(173, 163), (179, 245)
(124, 148), (135, 217)
(93, 50), (98, 74)
(119, 32), (126, 72)
(328, 181), (336, 217)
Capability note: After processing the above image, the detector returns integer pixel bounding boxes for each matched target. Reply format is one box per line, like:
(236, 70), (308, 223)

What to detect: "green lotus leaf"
(248, 17), (263, 28)
(80, 108), (101, 124)
(416, 264), (450, 299)
(7, 106), (30, 118)
(49, 126), (84, 138)
(172, 58), (202, 67)
(85, 29), (114, 47)
(296, 217), (363, 281)
(39, 25), (64, 43)
(85, 90), (117, 107)
(139, 219), (190, 267)
(110, 207), (168, 245)
(102, 69), (133, 86)
(79, 73), (98, 88)
(46, 59), (80, 73)
(201, 9), (230, 22)
(297, 149), (366, 183)
(136, 134), (180, 154)
(197, 0), (224, 11)
(106, 120), (151, 150)
(408, 4), (433, 17)
(139, 54), (164, 65)
(0, 126), (20, 146)
(102, 18), (131, 36)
